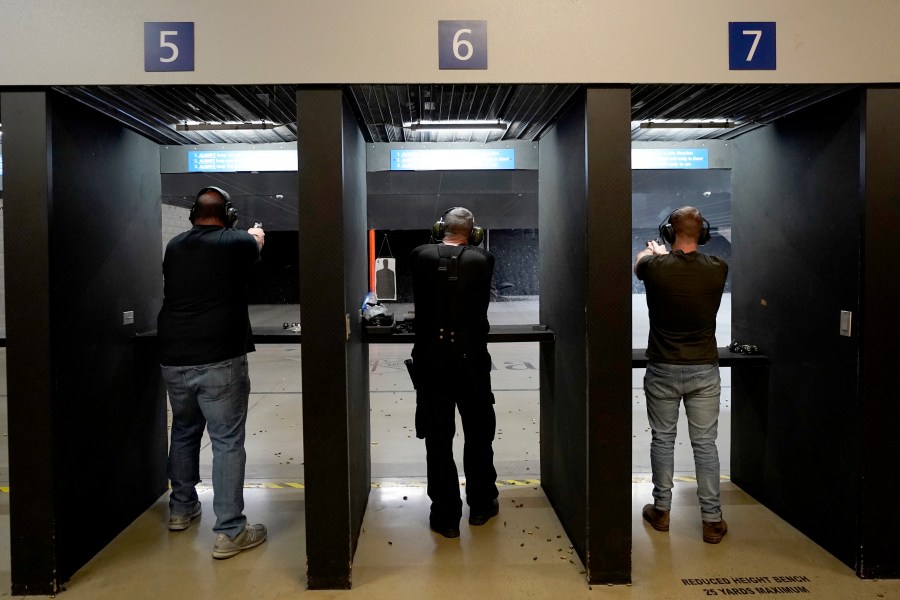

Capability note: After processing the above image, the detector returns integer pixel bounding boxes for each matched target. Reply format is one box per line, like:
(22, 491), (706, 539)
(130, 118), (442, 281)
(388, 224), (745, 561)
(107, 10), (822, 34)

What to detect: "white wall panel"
(1, 1), (899, 84)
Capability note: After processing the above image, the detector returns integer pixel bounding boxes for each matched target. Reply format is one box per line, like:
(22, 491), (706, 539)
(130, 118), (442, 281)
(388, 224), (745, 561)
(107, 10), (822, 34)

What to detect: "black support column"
(3, 91), (56, 596)
(584, 87), (633, 583)
(860, 87), (900, 578)
(2, 90), (166, 594)
(539, 87), (632, 584)
(297, 87), (371, 589)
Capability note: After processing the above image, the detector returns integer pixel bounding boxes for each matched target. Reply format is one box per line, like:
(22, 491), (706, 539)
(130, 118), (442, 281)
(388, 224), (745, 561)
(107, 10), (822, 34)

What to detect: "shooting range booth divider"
(729, 87), (900, 578)
(297, 85), (637, 588)
(538, 87), (633, 584)
(2, 89), (167, 595)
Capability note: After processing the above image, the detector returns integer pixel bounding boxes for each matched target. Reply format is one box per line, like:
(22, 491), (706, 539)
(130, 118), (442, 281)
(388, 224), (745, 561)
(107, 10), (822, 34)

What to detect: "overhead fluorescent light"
(175, 121), (282, 131)
(407, 121), (508, 132)
(639, 120), (735, 129)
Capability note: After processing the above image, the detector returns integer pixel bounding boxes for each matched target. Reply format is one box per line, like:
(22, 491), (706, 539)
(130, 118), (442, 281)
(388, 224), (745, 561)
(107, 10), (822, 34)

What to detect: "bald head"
(191, 188), (230, 225)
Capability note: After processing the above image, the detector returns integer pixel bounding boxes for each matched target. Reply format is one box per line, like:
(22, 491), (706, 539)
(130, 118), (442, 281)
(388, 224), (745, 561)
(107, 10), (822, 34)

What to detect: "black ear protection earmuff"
(190, 186), (238, 228)
(432, 207), (485, 246)
(658, 210), (711, 246)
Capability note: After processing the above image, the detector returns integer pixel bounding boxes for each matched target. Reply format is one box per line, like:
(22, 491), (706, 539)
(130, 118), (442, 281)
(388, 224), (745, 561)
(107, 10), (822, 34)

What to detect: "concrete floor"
(0, 297), (896, 598)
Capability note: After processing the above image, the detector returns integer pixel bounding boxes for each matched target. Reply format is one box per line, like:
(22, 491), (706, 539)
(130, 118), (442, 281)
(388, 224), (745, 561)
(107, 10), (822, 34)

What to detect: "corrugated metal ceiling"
(346, 84), (580, 143)
(36, 83), (858, 146)
(630, 83), (857, 142)
(53, 85), (298, 146)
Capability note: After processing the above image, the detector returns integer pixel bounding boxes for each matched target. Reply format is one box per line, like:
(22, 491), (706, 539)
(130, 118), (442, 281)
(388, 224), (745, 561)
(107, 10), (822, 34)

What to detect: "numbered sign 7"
(438, 20), (487, 70)
(144, 22), (195, 72)
(729, 22), (776, 70)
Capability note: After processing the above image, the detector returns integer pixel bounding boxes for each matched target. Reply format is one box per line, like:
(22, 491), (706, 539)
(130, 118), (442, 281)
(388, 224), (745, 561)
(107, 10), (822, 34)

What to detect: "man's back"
(637, 250), (728, 364)
(409, 243), (494, 344)
(158, 225), (259, 366)
(407, 210), (500, 537)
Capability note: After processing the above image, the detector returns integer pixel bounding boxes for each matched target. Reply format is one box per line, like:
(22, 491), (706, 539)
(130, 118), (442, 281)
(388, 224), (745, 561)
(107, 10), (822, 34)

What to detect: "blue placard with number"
(144, 22), (195, 72)
(729, 22), (776, 70)
(439, 20), (487, 70)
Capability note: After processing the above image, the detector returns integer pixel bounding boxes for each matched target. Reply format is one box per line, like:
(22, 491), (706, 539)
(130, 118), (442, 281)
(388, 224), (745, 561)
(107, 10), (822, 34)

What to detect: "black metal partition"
(538, 87), (632, 584)
(297, 87), (371, 589)
(2, 90), (166, 594)
(732, 89), (862, 569)
(860, 88), (900, 577)
(731, 87), (900, 578)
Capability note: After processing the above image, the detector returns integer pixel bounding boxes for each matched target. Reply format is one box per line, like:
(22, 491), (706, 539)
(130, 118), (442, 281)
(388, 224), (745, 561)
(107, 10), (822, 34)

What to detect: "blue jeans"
(644, 361), (723, 522)
(161, 355), (250, 538)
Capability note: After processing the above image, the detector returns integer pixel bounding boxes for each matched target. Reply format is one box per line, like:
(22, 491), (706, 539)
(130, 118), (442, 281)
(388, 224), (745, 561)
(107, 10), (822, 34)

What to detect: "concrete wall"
(161, 203), (190, 250)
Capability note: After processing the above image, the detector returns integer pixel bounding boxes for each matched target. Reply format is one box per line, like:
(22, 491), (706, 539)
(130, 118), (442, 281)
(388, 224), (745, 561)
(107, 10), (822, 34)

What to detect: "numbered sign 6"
(144, 22), (195, 72)
(438, 20), (487, 70)
(728, 22), (776, 70)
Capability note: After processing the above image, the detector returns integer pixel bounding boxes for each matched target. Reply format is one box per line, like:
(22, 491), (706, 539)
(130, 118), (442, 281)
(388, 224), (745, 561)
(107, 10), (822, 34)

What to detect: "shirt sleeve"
(635, 255), (652, 280)
(236, 230), (261, 262)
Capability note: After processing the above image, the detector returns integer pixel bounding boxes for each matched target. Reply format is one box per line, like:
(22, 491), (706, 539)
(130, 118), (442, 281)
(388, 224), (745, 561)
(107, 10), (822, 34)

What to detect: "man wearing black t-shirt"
(157, 186), (268, 559)
(634, 206), (729, 544)
(409, 207), (499, 539)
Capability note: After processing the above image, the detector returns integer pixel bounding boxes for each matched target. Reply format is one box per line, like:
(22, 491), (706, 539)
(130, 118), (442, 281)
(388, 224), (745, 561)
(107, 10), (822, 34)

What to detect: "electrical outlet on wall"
(123, 310), (134, 325)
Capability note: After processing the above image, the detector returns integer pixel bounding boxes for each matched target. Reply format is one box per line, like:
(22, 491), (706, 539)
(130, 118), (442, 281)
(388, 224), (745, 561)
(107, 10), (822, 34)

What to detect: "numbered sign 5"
(729, 22), (776, 70)
(144, 22), (195, 72)
(438, 20), (487, 70)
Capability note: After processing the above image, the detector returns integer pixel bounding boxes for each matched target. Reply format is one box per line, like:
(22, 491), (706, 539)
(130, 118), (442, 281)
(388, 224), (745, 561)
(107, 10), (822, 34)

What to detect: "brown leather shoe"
(702, 519), (728, 544)
(642, 504), (670, 532)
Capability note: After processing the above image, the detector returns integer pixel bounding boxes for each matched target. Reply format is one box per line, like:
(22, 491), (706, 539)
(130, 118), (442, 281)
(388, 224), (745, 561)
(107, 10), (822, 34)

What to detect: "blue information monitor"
(187, 150), (297, 172)
(390, 148), (514, 170)
(632, 148), (709, 169)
